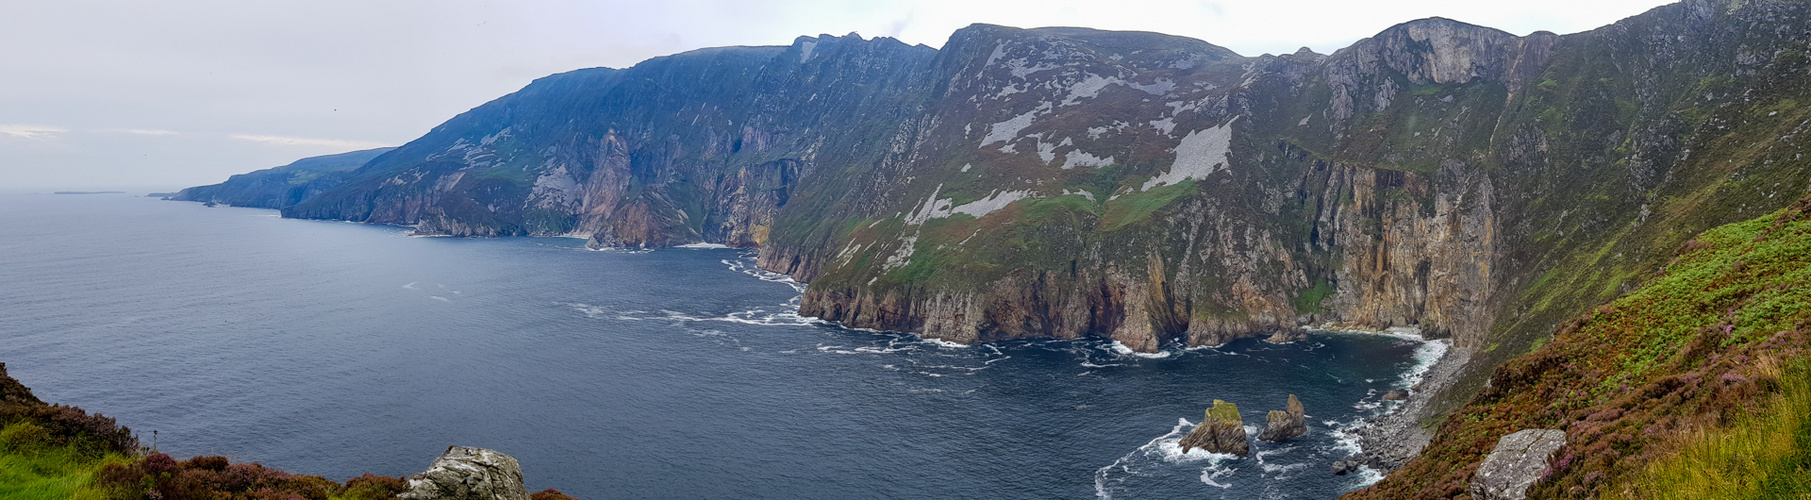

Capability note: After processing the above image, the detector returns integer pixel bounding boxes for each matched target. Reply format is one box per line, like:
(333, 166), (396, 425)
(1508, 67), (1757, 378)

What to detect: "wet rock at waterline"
(1265, 329), (1309, 344)
(1470, 429), (1567, 500)
(400, 446), (531, 500)
(1258, 394), (1307, 442)
(1179, 400), (1249, 456)
(1330, 458), (1363, 475)
(1381, 389), (1409, 401)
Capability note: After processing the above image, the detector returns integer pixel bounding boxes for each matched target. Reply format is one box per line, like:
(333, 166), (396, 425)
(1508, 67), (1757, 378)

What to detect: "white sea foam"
(676, 243), (733, 249)
(586, 246), (653, 254)
(921, 337), (971, 349)
(1108, 341), (1173, 359)
(721, 257), (806, 293)
(1096, 418), (1239, 498)
(1399, 338), (1451, 389)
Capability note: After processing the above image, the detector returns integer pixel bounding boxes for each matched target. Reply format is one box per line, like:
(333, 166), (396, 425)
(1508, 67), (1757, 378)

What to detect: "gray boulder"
(1469, 429), (1567, 500)
(400, 446), (530, 500)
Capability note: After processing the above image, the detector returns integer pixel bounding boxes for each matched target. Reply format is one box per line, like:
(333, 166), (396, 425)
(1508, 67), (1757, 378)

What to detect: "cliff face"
(194, 1), (1811, 366)
(767, 19), (1528, 352)
(779, 0), (1811, 364)
(280, 35), (937, 248)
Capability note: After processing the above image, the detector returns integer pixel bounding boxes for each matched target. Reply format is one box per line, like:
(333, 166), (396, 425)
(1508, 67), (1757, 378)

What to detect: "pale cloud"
(228, 134), (392, 149)
(100, 128), (180, 136)
(0, 124), (70, 140)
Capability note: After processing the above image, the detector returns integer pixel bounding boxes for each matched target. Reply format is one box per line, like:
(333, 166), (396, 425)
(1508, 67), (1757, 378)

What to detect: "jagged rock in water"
(1258, 394), (1307, 441)
(1329, 458), (1363, 475)
(1382, 389), (1409, 400)
(1179, 400), (1249, 456)
(1470, 429), (1566, 500)
(1265, 328), (1308, 344)
(400, 446), (530, 500)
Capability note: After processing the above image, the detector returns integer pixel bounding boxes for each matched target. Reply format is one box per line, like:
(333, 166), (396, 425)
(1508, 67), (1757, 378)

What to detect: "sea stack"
(1179, 400), (1250, 456)
(1258, 394), (1307, 441)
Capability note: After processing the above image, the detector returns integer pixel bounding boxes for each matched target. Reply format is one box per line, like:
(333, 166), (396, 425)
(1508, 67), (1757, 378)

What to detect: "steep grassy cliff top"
(1346, 194), (1811, 498)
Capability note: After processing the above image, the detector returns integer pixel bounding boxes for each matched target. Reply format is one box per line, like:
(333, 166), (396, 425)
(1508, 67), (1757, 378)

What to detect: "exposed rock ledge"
(1470, 429), (1567, 500)
(400, 446), (531, 500)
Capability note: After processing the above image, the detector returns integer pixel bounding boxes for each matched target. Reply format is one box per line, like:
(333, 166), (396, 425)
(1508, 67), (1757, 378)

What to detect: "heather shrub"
(0, 403), (139, 457)
(93, 454), (393, 500)
(340, 472), (409, 499)
(531, 488), (581, 500)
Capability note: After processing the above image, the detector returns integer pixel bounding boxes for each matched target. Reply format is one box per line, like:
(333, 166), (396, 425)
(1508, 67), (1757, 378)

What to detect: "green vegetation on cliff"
(1346, 196), (1811, 499)
(1610, 365), (1811, 499)
(0, 421), (130, 500)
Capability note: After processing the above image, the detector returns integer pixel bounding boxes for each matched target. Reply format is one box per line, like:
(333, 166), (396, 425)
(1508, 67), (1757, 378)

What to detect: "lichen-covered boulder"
(1258, 394), (1307, 441)
(400, 446), (530, 500)
(1470, 429), (1567, 500)
(1179, 400), (1249, 456)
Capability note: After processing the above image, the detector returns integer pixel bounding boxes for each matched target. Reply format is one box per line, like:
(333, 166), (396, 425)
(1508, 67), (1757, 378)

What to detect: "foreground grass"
(0, 422), (129, 500)
(1609, 363), (1811, 499)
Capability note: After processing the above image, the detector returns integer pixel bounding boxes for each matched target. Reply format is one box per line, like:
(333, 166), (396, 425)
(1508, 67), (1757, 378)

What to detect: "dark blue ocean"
(0, 193), (1443, 499)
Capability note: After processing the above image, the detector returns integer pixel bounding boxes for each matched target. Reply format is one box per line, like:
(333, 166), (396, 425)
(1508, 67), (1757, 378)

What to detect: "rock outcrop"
(1179, 400), (1249, 456)
(1469, 429), (1566, 500)
(400, 446), (531, 500)
(1381, 389), (1409, 401)
(1258, 394), (1306, 442)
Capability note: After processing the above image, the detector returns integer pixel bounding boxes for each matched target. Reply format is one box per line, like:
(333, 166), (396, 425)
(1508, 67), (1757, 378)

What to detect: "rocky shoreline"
(1333, 341), (1473, 476)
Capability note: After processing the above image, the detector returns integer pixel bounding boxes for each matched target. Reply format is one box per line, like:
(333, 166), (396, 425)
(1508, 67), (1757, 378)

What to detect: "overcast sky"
(2, 0), (1678, 191)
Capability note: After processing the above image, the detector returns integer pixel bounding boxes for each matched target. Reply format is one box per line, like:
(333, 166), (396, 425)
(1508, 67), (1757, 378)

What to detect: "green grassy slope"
(1346, 195), (1811, 498)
